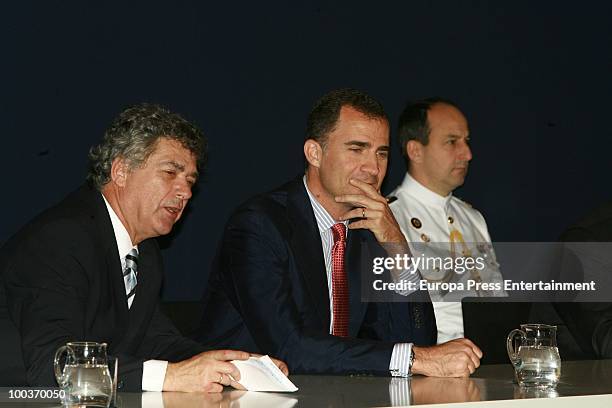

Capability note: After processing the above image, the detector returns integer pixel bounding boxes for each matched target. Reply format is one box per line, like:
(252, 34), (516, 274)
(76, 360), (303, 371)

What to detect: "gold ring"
(362, 208), (366, 218)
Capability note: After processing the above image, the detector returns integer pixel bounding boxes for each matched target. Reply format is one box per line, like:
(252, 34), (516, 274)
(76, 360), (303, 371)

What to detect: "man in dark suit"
(1, 104), (286, 392)
(195, 89), (483, 377)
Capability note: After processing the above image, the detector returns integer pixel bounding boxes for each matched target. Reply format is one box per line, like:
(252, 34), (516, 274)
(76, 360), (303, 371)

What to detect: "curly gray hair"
(87, 103), (207, 190)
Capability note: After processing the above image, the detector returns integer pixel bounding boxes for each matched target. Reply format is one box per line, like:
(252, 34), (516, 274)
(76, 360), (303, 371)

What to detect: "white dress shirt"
(102, 195), (167, 392)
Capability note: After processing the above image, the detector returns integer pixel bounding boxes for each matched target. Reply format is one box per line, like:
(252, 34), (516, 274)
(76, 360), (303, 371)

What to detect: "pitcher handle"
(54, 345), (72, 387)
(53, 346), (68, 388)
(506, 329), (524, 366)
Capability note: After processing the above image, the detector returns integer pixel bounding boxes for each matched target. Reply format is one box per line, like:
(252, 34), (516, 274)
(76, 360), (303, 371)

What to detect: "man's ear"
(110, 157), (129, 187)
(304, 139), (323, 168)
(406, 140), (424, 164)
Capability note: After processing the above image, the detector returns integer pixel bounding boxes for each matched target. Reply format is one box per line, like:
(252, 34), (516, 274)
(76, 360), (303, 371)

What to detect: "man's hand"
(336, 179), (406, 244)
(162, 350), (249, 393)
(412, 338), (483, 377)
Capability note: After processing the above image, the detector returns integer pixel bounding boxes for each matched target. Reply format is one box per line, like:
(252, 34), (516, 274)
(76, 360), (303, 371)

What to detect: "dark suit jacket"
(1, 184), (206, 390)
(194, 177), (436, 374)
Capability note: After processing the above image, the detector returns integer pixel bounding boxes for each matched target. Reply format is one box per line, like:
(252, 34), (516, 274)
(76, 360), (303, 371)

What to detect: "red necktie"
(331, 223), (349, 337)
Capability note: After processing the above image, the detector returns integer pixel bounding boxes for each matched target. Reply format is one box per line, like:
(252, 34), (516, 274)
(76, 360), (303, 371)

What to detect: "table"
(118, 359), (612, 407)
(5, 360), (610, 407)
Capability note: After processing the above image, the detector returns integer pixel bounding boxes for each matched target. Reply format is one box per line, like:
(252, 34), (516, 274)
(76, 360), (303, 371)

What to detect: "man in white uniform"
(389, 98), (504, 344)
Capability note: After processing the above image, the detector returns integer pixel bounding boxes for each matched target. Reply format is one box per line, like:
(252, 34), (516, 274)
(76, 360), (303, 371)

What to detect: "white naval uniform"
(389, 173), (504, 344)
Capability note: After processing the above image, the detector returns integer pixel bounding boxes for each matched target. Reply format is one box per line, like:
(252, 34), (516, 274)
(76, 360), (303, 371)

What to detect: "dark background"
(2, 1), (611, 300)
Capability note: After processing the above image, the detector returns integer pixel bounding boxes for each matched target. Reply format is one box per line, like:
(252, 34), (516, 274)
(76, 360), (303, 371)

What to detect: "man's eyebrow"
(163, 160), (185, 171)
(377, 145), (390, 151)
(447, 134), (470, 139)
(163, 160), (199, 179)
(344, 141), (371, 148)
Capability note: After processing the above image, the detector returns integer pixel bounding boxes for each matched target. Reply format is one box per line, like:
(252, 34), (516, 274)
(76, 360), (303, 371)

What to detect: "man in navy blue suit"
(196, 89), (483, 377)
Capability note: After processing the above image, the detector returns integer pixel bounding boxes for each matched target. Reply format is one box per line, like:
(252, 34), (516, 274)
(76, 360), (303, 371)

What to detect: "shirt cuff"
(142, 360), (168, 391)
(389, 343), (413, 377)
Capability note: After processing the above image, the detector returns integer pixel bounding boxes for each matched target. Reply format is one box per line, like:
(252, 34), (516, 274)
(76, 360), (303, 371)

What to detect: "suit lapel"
(84, 187), (130, 338)
(104, 247), (129, 315)
(286, 179), (331, 330)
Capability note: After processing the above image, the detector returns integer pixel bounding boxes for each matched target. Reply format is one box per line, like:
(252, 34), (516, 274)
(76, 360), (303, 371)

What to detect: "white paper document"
(231, 355), (298, 392)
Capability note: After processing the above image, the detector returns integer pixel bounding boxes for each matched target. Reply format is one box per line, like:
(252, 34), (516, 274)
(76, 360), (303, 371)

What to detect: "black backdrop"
(2, 1), (611, 300)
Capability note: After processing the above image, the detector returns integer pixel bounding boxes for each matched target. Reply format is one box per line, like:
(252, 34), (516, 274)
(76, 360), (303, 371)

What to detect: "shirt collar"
(399, 172), (453, 209)
(303, 176), (349, 234)
(102, 194), (137, 259)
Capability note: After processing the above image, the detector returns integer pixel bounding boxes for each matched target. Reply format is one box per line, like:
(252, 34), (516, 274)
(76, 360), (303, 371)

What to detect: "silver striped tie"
(123, 248), (138, 306)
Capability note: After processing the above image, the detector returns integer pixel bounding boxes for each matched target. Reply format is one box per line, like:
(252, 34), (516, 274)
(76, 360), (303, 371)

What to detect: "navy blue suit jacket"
(194, 177), (436, 374)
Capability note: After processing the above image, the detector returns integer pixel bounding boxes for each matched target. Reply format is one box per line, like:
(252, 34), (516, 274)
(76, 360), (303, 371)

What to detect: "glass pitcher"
(54, 342), (114, 407)
(506, 324), (561, 388)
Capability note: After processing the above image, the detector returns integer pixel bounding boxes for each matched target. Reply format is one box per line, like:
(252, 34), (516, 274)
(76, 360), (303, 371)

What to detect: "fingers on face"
(349, 179), (380, 197)
(335, 194), (385, 209)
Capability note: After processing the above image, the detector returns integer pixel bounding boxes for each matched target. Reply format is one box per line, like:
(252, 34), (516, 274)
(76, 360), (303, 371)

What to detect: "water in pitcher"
(62, 363), (112, 406)
(515, 346), (561, 387)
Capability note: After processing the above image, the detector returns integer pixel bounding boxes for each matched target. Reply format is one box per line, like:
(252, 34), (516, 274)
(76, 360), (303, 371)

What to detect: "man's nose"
(459, 142), (472, 162)
(175, 179), (193, 201)
(362, 153), (382, 177)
